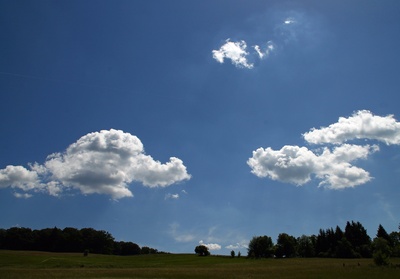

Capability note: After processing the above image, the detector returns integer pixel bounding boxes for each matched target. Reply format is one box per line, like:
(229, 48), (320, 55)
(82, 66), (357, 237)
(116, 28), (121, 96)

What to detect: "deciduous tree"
(297, 235), (315, 257)
(372, 237), (391, 266)
(247, 235), (274, 258)
(275, 233), (297, 258)
(195, 245), (210, 256)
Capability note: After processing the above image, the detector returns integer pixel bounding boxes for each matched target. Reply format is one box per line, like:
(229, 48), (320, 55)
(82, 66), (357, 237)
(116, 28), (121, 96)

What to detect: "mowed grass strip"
(0, 250), (399, 278)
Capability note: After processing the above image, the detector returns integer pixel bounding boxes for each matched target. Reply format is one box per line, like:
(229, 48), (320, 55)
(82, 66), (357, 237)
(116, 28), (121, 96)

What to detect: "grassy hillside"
(0, 250), (399, 278)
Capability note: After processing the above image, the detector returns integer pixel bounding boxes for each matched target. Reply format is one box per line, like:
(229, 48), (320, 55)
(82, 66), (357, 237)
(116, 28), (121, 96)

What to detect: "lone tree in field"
(230, 250), (235, 258)
(195, 245), (210, 256)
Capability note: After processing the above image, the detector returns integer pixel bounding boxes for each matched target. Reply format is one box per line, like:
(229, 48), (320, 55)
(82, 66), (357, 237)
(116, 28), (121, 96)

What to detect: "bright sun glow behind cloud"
(212, 11), (324, 69)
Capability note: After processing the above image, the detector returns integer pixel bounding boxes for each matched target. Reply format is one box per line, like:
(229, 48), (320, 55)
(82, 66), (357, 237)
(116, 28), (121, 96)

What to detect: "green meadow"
(0, 250), (399, 279)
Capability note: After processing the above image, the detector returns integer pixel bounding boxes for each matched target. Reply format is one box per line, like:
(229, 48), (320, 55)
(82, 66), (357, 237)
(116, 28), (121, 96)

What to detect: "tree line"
(0, 226), (164, 256)
(246, 221), (400, 265)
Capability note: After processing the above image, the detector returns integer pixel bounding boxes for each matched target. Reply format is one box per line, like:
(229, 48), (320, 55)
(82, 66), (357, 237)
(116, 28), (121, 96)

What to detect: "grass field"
(0, 250), (399, 278)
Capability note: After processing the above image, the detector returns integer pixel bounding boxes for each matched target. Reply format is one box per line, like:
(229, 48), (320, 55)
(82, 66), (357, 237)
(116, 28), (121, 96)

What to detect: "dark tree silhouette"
(230, 250), (235, 258)
(344, 221), (371, 257)
(376, 224), (392, 246)
(141, 246), (158, 254)
(195, 245), (210, 256)
(275, 233), (297, 258)
(247, 235), (274, 258)
(336, 237), (356, 258)
(0, 226), (154, 256)
(297, 235), (315, 257)
(118, 241), (141, 255)
(372, 237), (391, 266)
(3, 227), (34, 250)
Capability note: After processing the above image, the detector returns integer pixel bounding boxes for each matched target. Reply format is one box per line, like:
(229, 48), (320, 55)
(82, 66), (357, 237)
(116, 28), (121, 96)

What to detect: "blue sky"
(1, 0), (400, 255)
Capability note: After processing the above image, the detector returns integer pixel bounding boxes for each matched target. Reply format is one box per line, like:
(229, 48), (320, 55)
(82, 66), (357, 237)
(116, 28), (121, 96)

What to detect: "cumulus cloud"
(0, 129), (191, 199)
(212, 39), (254, 69)
(248, 110), (397, 189)
(0, 165), (40, 191)
(199, 240), (222, 251)
(304, 110), (400, 145)
(212, 39), (277, 68)
(248, 144), (378, 189)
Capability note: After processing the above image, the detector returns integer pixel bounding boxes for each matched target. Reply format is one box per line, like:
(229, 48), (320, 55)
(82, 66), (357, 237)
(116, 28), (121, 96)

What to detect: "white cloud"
(212, 39), (254, 69)
(304, 110), (400, 145)
(13, 192), (33, 199)
(169, 223), (225, 250)
(212, 39), (276, 68)
(199, 240), (221, 251)
(254, 41), (275, 59)
(213, 10), (325, 69)
(0, 165), (40, 191)
(225, 242), (248, 250)
(165, 193), (179, 200)
(248, 143), (379, 189)
(249, 110), (399, 189)
(274, 12), (308, 44)
(315, 144), (378, 189)
(0, 129), (191, 199)
(284, 17), (296, 25)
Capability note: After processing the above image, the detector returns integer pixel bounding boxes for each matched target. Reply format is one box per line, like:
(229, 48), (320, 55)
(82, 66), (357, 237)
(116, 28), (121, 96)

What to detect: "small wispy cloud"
(165, 193), (180, 200)
(13, 192), (33, 199)
(375, 193), (396, 222)
(199, 240), (221, 251)
(284, 17), (296, 25)
(225, 242), (248, 250)
(212, 10), (323, 69)
(248, 110), (400, 189)
(169, 222), (196, 243)
(254, 41), (275, 59)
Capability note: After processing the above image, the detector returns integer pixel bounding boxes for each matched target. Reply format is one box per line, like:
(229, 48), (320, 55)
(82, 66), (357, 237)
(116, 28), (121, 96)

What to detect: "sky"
(1, 0), (400, 255)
